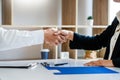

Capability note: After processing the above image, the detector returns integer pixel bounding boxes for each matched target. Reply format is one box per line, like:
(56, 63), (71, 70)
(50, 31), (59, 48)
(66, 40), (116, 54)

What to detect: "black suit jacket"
(69, 17), (120, 67)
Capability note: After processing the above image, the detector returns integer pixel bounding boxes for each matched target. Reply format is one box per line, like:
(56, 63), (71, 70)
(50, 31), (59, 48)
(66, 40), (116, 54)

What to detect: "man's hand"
(58, 30), (74, 41)
(44, 28), (66, 45)
(84, 60), (114, 67)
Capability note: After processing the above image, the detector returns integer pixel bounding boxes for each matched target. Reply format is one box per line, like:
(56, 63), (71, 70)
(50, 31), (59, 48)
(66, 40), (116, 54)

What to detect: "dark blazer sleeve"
(69, 33), (103, 50)
(69, 17), (118, 50)
(69, 17), (120, 67)
(112, 58), (120, 67)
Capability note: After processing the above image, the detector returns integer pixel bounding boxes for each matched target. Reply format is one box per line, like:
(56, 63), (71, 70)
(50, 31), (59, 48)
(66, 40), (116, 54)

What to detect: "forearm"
(0, 28), (44, 51)
(69, 33), (103, 50)
(67, 31), (74, 41)
(112, 58), (120, 67)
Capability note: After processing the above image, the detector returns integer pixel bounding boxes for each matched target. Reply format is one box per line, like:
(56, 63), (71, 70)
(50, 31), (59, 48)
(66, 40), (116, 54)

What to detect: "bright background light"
(108, 0), (120, 24)
(13, 0), (48, 6)
(12, 0), (61, 25)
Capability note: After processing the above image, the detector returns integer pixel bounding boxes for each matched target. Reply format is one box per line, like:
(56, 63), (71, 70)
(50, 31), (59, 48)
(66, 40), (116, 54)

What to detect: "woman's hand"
(44, 28), (65, 45)
(58, 30), (74, 41)
(84, 60), (114, 67)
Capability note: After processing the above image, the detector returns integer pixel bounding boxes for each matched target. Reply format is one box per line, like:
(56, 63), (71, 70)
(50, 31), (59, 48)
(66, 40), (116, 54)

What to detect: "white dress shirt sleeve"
(0, 27), (44, 51)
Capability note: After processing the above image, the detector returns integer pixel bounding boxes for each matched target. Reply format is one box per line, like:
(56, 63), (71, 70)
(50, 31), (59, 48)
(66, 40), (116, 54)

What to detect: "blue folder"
(46, 66), (118, 75)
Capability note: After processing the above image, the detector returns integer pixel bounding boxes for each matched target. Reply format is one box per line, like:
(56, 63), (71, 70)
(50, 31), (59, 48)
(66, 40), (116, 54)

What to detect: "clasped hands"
(44, 28), (114, 67)
(44, 28), (73, 45)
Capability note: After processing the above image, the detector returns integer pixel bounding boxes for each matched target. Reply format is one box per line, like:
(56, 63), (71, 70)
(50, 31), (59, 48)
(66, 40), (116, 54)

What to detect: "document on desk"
(0, 61), (37, 69)
(41, 61), (119, 75)
(45, 66), (119, 75)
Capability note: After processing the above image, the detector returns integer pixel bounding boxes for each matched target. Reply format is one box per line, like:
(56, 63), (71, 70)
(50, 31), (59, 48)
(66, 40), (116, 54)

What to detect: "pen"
(54, 63), (68, 66)
(29, 62), (38, 69)
(41, 62), (50, 67)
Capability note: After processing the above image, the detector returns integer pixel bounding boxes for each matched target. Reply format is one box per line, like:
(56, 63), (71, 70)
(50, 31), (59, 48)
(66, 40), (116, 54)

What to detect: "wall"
(0, 0), (1, 25)
(13, 0), (61, 25)
(0, 0), (62, 60)
(78, 0), (93, 25)
(77, 0), (93, 58)
(93, 0), (108, 25)
(0, 45), (42, 60)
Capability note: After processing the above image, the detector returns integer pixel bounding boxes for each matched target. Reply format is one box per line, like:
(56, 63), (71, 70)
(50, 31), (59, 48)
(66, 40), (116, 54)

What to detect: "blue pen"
(54, 63), (68, 66)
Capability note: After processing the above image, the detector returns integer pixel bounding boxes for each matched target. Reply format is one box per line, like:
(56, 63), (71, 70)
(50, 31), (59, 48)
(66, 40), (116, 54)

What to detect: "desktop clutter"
(40, 48), (70, 59)
(39, 49), (118, 75)
(0, 59), (118, 75)
(40, 49), (50, 59)
(0, 48), (118, 76)
(0, 49), (70, 69)
(84, 50), (97, 59)
(40, 62), (118, 75)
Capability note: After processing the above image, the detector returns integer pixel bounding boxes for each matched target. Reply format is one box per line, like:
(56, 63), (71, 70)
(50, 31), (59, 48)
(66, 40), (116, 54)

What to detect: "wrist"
(68, 31), (74, 41)
(109, 60), (114, 67)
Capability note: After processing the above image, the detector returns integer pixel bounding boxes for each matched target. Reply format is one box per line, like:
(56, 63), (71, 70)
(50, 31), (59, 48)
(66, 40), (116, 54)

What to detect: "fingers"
(54, 35), (67, 45)
(84, 60), (114, 67)
(84, 61), (95, 66)
(59, 30), (68, 36)
(84, 60), (101, 66)
(60, 35), (67, 43)
(53, 32), (59, 36)
(53, 29), (66, 35)
(59, 30), (74, 41)
(44, 28), (71, 46)
(52, 30), (68, 45)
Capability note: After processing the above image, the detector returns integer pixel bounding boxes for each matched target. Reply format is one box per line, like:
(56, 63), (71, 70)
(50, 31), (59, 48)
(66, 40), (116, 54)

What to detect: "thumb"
(53, 32), (59, 36)
(59, 30), (68, 36)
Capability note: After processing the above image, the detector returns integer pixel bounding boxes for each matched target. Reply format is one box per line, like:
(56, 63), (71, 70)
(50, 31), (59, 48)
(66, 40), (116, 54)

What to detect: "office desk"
(0, 59), (120, 80)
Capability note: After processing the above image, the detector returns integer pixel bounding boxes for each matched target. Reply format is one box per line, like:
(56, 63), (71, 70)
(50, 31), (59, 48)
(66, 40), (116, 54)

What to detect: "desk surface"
(0, 59), (120, 80)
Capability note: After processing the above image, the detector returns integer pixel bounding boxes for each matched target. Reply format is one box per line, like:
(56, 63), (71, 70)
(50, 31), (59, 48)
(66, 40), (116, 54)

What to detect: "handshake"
(44, 28), (74, 45)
